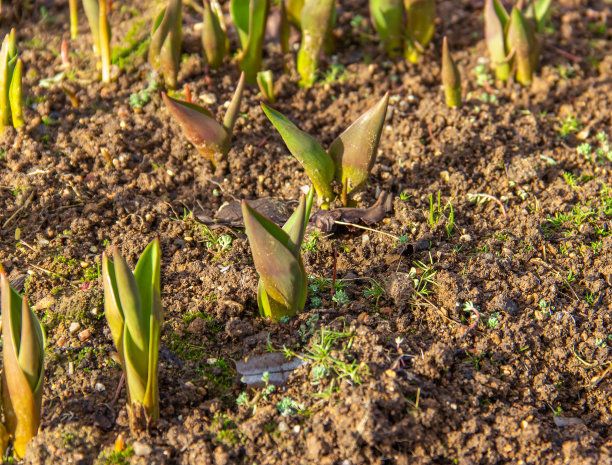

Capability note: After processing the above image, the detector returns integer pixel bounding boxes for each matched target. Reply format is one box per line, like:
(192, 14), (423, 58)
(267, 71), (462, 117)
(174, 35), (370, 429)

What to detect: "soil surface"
(1, 0), (612, 464)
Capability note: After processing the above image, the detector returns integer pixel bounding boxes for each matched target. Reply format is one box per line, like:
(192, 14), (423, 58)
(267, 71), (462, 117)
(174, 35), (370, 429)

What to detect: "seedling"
(369, 0), (403, 56)
(0, 268), (45, 458)
(297, 0), (335, 87)
(149, 0), (182, 88)
(202, 0), (228, 69)
(162, 72), (245, 168)
(82, 0), (112, 82)
(484, 0), (550, 85)
(262, 92), (389, 208)
(441, 36), (461, 108)
(404, 0), (436, 63)
(231, 0), (269, 83)
(0, 29), (24, 129)
(102, 239), (163, 431)
(256, 70), (275, 104)
(242, 189), (314, 322)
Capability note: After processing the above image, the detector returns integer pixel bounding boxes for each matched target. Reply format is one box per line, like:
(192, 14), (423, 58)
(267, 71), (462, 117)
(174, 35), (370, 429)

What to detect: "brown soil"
(1, 0), (611, 464)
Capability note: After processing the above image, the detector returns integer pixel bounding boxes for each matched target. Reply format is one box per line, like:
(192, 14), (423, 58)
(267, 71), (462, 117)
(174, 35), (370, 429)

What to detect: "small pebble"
(69, 322), (81, 334)
(68, 361), (74, 376)
(277, 421), (288, 433)
(133, 441), (152, 457)
(460, 234), (472, 242)
(78, 329), (92, 341)
(95, 383), (105, 392)
(293, 425), (300, 434)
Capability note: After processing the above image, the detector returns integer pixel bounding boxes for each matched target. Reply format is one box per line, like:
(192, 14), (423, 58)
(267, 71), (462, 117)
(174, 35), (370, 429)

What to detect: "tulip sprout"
(231, 0), (269, 84)
(262, 93), (389, 208)
(0, 29), (24, 130)
(441, 36), (461, 108)
(296, 0), (335, 87)
(0, 269), (45, 459)
(82, 0), (112, 82)
(369, 0), (435, 62)
(484, 0), (549, 86)
(162, 72), (245, 168)
(242, 189), (314, 322)
(256, 70), (275, 103)
(102, 239), (163, 432)
(202, 0), (228, 70)
(150, 0), (182, 89)
(369, 0), (403, 57)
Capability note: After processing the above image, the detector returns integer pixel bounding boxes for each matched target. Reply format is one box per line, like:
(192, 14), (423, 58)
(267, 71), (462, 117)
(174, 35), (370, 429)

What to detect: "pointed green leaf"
(404, 0), (435, 63)
(484, 0), (510, 81)
(17, 297), (43, 392)
(82, 0), (101, 54)
(1, 273), (43, 459)
(202, 0), (228, 69)
(112, 249), (147, 354)
(123, 329), (148, 406)
(230, 0), (251, 48)
(534, 0), (551, 32)
(297, 0), (335, 87)
(256, 70), (275, 104)
(149, 0), (182, 85)
(239, 0), (269, 84)
(286, 0), (305, 27)
(261, 103), (335, 205)
(369, 0), (403, 56)
(222, 71), (246, 137)
(328, 92), (389, 202)
(282, 187), (314, 251)
(102, 252), (125, 362)
(242, 201), (306, 321)
(279, 0), (290, 53)
(9, 57), (24, 128)
(507, 7), (534, 86)
(441, 37), (461, 108)
(162, 92), (230, 163)
(0, 34), (10, 127)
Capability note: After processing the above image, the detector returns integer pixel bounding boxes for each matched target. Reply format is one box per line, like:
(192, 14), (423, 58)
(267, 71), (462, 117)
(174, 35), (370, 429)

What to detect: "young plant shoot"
(162, 72), (245, 168)
(369, 0), (403, 57)
(256, 70), (275, 103)
(69, 0), (78, 38)
(484, 0), (548, 85)
(262, 92), (389, 208)
(0, 269), (45, 458)
(242, 188), (314, 322)
(296, 0), (335, 87)
(0, 29), (24, 129)
(441, 36), (461, 107)
(404, 0), (436, 63)
(150, 0), (182, 88)
(102, 239), (163, 432)
(82, 0), (112, 82)
(230, 0), (269, 84)
(202, 0), (228, 70)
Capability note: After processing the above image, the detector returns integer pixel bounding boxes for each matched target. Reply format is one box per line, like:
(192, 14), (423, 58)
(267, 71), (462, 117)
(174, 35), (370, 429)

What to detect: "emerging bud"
(230, 0), (269, 84)
(1, 29), (24, 130)
(441, 36), (461, 108)
(150, 0), (182, 89)
(507, 7), (534, 86)
(328, 92), (389, 205)
(242, 189), (314, 322)
(261, 103), (335, 206)
(1, 272), (45, 458)
(296, 0), (335, 87)
(263, 93), (389, 207)
(369, 0), (404, 57)
(102, 239), (163, 432)
(403, 0), (436, 63)
(163, 72), (245, 167)
(484, 0), (510, 81)
(202, 0), (228, 70)
(256, 70), (275, 104)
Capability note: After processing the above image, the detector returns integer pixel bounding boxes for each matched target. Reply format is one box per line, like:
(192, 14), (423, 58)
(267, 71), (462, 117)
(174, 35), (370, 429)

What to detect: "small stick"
(61, 38), (70, 68)
(257, 136), (268, 148)
(112, 373), (125, 404)
(427, 121), (435, 145)
(333, 220), (399, 240)
(551, 46), (581, 63)
(184, 83), (192, 103)
(3, 190), (35, 228)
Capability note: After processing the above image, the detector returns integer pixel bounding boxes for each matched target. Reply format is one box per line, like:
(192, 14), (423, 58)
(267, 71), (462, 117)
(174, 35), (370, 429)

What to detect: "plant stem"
(99, 0), (111, 84)
(69, 0), (78, 39)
